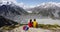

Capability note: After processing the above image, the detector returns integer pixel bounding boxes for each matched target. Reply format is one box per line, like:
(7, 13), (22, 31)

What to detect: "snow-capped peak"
(35, 2), (60, 8)
(0, 1), (10, 5)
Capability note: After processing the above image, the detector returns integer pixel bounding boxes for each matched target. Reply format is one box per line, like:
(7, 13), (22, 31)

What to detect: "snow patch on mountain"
(26, 2), (60, 18)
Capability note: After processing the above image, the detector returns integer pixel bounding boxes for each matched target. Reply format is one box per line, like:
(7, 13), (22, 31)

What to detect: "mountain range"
(0, 1), (28, 21)
(27, 2), (60, 18)
(0, 16), (18, 27)
(0, 2), (60, 24)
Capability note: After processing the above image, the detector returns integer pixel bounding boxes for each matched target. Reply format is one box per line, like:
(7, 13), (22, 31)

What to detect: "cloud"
(0, 0), (30, 9)
(1, 0), (16, 2)
(1, 0), (60, 9)
(0, 0), (16, 5)
(0, 0), (36, 9)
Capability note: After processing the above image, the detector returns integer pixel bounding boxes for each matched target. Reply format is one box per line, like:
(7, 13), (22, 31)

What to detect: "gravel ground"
(20, 26), (60, 32)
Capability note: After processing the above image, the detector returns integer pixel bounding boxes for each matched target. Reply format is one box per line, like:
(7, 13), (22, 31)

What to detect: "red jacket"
(28, 22), (33, 27)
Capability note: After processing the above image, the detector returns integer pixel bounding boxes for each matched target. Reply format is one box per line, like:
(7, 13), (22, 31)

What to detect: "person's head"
(34, 19), (36, 21)
(30, 19), (32, 22)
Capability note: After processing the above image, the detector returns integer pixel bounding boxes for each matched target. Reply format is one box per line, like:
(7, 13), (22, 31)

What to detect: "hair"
(30, 19), (32, 22)
(34, 19), (36, 21)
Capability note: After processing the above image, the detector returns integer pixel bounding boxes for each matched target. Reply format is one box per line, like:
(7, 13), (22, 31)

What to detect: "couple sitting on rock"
(28, 19), (38, 28)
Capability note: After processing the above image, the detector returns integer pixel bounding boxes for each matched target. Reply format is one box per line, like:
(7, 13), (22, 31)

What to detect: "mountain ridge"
(26, 2), (60, 18)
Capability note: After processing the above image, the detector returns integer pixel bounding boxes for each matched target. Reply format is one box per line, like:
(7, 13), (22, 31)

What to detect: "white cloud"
(0, 0), (16, 5)
(0, 0), (36, 9)
(1, 0), (60, 9)
(0, 0), (29, 9)
(3, 0), (14, 1)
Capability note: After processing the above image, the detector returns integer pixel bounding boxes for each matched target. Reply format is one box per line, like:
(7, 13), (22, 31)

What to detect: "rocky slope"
(0, 1), (28, 22)
(27, 2), (60, 18)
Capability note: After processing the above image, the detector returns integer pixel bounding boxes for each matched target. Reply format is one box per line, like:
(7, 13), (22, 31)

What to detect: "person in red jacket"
(28, 19), (33, 27)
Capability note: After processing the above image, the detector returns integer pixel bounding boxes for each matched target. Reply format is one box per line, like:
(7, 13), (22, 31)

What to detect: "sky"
(0, 0), (60, 9)
(16, 0), (60, 6)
